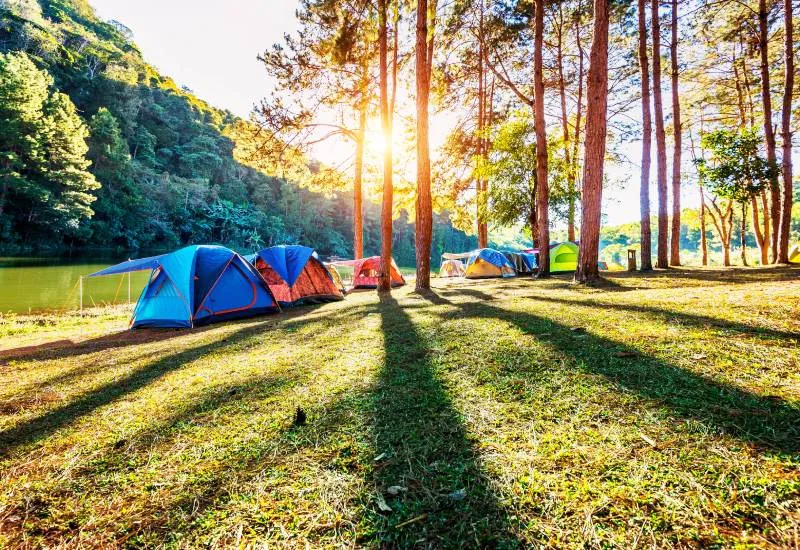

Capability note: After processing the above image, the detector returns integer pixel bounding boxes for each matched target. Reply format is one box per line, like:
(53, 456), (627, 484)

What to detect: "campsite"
(1, 0), (800, 547)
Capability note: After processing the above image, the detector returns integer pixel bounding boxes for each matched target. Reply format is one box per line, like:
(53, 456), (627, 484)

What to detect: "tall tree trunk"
(700, 188), (708, 266)
(378, 0), (394, 292)
(760, 189), (771, 262)
(575, 0), (609, 283)
(778, 0), (794, 263)
(415, 0), (433, 290)
(651, 0), (669, 268)
(759, 0), (781, 262)
(534, 0), (550, 276)
(570, 7), (585, 244)
(751, 195), (767, 264)
(740, 202), (749, 266)
(477, 4), (488, 249)
(638, 0), (653, 271)
(556, 4), (575, 243)
(353, 106), (366, 259)
(669, 0), (682, 265)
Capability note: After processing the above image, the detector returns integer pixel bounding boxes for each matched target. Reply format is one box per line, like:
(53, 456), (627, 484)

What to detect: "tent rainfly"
(464, 249), (516, 279)
(503, 251), (537, 274)
(90, 245), (280, 328)
(249, 245), (344, 307)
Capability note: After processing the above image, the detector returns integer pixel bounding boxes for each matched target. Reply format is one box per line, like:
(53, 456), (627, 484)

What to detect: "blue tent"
(503, 251), (538, 274)
(91, 245), (280, 328)
(464, 249), (517, 279)
(249, 245), (344, 306)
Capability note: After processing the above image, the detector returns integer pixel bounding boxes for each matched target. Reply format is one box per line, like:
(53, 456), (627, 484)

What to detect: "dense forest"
(0, 0), (477, 265)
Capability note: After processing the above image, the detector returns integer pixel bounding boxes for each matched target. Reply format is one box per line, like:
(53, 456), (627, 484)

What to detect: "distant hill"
(0, 0), (477, 262)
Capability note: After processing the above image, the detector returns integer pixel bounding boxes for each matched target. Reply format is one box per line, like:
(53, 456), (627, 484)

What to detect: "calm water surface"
(0, 256), (151, 314)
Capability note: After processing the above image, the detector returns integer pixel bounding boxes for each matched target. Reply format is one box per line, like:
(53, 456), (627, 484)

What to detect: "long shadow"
(0, 328), (199, 365)
(605, 266), (800, 287)
(533, 295), (800, 342)
(439, 300), (800, 454)
(367, 293), (520, 547)
(0, 319), (277, 457)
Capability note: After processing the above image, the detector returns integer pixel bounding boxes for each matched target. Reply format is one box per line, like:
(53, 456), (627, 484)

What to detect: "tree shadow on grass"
(533, 295), (800, 343)
(366, 293), (520, 548)
(605, 266), (800, 287)
(439, 300), (800, 454)
(0, 319), (279, 458)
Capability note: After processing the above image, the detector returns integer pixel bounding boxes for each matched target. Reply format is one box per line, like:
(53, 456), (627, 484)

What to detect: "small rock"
(386, 485), (407, 496)
(447, 488), (467, 501)
(690, 354), (707, 360)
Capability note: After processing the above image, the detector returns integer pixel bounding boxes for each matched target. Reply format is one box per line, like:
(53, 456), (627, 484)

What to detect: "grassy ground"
(0, 267), (798, 548)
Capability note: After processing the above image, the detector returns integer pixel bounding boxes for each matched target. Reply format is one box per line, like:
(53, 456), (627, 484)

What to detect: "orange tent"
(251, 245), (344, 306)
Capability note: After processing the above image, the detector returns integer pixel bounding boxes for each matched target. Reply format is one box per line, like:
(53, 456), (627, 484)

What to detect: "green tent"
(550, 242), (579, 273)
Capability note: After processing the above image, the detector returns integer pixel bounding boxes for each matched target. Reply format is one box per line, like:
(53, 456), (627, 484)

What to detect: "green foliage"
(0, 0), (474, 258)
(0, 51), (98, 241)
(695, 128), (778, 204)
(484, 112), (577, 236)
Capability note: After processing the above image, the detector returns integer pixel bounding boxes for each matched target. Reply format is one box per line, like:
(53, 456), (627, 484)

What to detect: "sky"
(89, 0), (689, 228)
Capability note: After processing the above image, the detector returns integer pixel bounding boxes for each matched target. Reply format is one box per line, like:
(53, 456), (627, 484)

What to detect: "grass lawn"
(1, 267), (798, 547)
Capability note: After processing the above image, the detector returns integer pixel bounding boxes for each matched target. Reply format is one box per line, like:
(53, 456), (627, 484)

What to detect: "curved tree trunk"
(759, 0), (780, 263)
(651, 0), (669, 268)
(638, 0), (653, 271)
(534, 0), (550, 277)
(575, 0), (609, 284)
(669, 0), (681, 266)
(414, 0), (433, 290)
(378, 0), (393, 292)
(778, 0), (794, 263)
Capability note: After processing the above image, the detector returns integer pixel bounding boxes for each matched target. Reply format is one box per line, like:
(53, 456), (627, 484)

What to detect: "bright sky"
(89, 0), (689, 227)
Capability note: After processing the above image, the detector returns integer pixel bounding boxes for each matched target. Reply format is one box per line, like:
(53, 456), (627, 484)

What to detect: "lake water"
(0, 256), (151, 314)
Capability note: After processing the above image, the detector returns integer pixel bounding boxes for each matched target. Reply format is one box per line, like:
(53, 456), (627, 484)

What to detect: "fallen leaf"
(373, 453), (387, 462)
(691, 354), (707, 360)
(375, 493), (392, 513)
(386, 486), (407, 496)
(639, 433), (657, 447)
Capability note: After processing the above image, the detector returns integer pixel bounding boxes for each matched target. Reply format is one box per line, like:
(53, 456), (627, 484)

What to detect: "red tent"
(334, 256), (405, 289)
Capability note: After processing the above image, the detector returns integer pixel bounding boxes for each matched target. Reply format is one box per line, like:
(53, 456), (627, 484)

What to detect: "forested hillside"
(0, 0), (476, 262)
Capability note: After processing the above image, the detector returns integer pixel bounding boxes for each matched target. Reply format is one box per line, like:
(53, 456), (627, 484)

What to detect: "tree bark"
(570, 6), (586, 244)
(415, 0), (433, 290)
(700, 187), (708, 266)
(353, 105), (366, 259)
(669, 0), (682, 266)
(534, 0), (550, 277)
(575, 0), (609, 283)
(751, 195), (767, 264)
(638, 0), (653, 271)
(378, 0), (394, 292)
(740, 201), (749, 266)
(759, 0), (781, 262)
(556, 4), (575, 243)
(477, 4), (488, 249)
(778, 0), (794, 263)
(651, 0), (669, 268)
